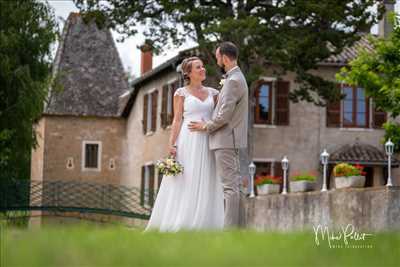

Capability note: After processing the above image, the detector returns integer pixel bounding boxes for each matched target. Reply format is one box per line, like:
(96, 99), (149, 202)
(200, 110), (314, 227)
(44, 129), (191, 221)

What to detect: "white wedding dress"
(145, 86), (224, 232)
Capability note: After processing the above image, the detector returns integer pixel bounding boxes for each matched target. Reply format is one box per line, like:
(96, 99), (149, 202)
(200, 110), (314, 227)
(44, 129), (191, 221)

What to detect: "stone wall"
(31, 115), (127, 185)
(243, 186), (400, 232)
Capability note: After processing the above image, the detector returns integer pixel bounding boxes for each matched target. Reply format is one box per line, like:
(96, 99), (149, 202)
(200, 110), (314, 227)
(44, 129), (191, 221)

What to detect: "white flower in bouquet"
(219, 78), (225, 88)
(156, 156), (183, 176)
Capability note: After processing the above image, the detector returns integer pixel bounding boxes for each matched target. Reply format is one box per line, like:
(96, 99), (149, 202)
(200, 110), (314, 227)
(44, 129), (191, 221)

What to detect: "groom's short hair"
(218, 42), (238, 60)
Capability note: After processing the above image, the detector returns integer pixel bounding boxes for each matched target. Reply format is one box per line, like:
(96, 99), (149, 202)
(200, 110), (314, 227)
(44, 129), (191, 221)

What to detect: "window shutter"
(275, 81), (290, 125)
(157, 170), (163, 190)
(140, 166), (145, 206)
(151, 90), (158, 132)
(143, 94), (148, 134)
(254, 86), (260, 124)
(161, 85), (168, 129)
(373, 103), (387, 128)
(326, 85), (341, 128)
(149, 165), (155, 207)
(169, 81), (179, 125)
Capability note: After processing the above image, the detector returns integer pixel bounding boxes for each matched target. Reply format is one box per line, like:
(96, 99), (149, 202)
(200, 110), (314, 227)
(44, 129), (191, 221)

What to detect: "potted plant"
(255, 175), (281, 195)
(333, 163), (366, 189)
(290, 172), (317, 193)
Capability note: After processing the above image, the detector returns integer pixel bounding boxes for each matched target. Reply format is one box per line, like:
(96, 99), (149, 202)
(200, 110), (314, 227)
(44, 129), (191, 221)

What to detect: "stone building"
(32, 7), (400, 218)
(31, 13), (129, 190)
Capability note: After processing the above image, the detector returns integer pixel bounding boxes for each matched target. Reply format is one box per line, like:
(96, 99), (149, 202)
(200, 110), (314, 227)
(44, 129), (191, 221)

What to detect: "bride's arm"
(168, 95), (184, 156)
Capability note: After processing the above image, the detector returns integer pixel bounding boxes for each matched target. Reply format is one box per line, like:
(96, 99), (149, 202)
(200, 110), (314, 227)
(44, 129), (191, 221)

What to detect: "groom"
(188, 42), (248, 227)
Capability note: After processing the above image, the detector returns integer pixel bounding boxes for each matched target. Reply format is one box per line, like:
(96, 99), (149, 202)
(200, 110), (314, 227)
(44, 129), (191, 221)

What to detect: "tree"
(0, 0), (58, 179)
(337, 13), (400, 152)
(337, 13), (400, 117)
(74, 0), (384, 105)
(73, 0), (384, 171)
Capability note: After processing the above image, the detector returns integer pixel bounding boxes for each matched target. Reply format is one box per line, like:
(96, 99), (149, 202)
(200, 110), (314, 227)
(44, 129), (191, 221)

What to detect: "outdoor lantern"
(281, 156), (289, 170)
(248, 162), (256, 198)
(320, 149), (329, 192)
(385, 138), (394, 155)
(281, 156), (289, 194)
(385, 139), (394, 187)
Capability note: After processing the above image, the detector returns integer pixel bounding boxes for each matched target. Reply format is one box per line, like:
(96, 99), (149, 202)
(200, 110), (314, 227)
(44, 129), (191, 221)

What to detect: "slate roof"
(329, 143), (399, 167)
(45, 13), (129, 117)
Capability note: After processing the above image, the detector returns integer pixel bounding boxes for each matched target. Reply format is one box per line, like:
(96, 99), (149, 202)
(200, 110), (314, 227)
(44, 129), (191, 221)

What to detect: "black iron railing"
(0, 179), (152, 220)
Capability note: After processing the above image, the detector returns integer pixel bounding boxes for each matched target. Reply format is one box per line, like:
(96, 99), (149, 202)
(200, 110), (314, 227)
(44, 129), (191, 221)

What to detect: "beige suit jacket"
(205, 67), (248, 150)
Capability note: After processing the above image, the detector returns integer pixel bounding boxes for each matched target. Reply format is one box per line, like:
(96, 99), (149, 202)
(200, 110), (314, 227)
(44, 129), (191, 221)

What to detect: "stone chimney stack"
(140, 42), (153, 75)
(378, 0), (395, 38)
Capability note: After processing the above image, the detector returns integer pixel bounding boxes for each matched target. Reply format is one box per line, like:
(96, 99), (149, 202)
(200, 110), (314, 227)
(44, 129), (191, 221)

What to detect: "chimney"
(378, 0), (395, 38)
(140, 42), (153, 75)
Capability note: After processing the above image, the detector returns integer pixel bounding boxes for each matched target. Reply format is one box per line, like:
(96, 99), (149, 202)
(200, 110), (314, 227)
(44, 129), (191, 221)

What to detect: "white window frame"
(144, 165), (150, 205)
(82, 141), (102, 172)
(143, 161), (154, 206)
(254, 77), (276, 127)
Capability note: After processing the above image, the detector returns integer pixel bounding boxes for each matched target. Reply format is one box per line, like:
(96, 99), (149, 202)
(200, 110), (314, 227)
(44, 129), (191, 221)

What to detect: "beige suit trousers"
(214, 148), (240, 228)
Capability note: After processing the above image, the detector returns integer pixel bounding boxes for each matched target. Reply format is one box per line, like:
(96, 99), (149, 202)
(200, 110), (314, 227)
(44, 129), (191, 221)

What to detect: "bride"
(145, 56), (224, 231)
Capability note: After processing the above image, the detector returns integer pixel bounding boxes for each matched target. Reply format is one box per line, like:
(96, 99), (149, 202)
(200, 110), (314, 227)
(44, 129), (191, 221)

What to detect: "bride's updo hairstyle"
(181, 56), (201, 84)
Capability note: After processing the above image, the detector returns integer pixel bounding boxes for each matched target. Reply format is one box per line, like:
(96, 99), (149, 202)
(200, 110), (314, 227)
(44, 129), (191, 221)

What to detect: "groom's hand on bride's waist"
(188, 120), (207, 132)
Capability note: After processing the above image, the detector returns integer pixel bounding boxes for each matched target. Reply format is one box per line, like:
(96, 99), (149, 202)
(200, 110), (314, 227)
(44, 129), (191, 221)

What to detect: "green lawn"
(2, 223), (399, 267)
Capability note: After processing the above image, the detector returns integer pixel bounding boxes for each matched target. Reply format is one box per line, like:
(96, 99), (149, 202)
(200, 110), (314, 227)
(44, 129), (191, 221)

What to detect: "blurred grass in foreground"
(2, 223), (399, 267)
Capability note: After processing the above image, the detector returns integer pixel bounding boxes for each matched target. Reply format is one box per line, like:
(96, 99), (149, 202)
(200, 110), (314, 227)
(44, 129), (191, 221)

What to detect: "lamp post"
(385, 139), (394, 187)
(281, 156), (289, 194)
(249, 162), (256, 198)
(320, 149), (329, 192)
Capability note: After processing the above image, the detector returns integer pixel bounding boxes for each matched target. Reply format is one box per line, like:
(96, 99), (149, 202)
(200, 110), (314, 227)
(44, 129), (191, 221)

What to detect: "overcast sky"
(48, 0), (197, 78)
(48, 0), (400, 78)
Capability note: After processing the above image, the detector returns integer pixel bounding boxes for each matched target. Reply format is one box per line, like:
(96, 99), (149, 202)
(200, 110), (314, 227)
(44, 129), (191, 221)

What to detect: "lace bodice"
(174, 87), (219, 121)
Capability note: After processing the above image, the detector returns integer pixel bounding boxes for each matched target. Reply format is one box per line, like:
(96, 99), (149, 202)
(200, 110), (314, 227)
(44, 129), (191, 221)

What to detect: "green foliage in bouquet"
(156, 156), (183, 176)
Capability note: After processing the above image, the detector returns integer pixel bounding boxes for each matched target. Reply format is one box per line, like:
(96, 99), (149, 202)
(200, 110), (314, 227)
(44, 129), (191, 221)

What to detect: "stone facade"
(252, 65), (400, 188)
(31, 115), (127, 185)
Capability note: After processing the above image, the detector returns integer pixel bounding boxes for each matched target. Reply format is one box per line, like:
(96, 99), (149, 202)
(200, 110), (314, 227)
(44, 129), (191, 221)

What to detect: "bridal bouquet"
(156, 156), (184, 176)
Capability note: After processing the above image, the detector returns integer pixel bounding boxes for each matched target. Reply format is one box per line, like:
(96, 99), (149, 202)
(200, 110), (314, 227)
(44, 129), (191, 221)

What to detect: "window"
(326, 84), (386, 128)
(255, 82), (272, 124)
(142, 90), (158, 134)
(82, 141), (102, 171)
(146, 93), (152, 131)
(157, 170), (163, 192)
(141, 164), (155, 207)
(161, 80), (179, 128)
(343, 86), (368, 128)
(254, 80), (289, 126)
(254, 161), (283, 179)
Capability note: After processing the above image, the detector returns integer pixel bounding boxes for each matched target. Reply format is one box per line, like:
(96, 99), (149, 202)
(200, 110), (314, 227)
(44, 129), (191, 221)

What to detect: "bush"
(333, 163), (366, 177)
(383, 122), (400, 153)
(291, 172), (317, 181)
(254, 175), (282, 186)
